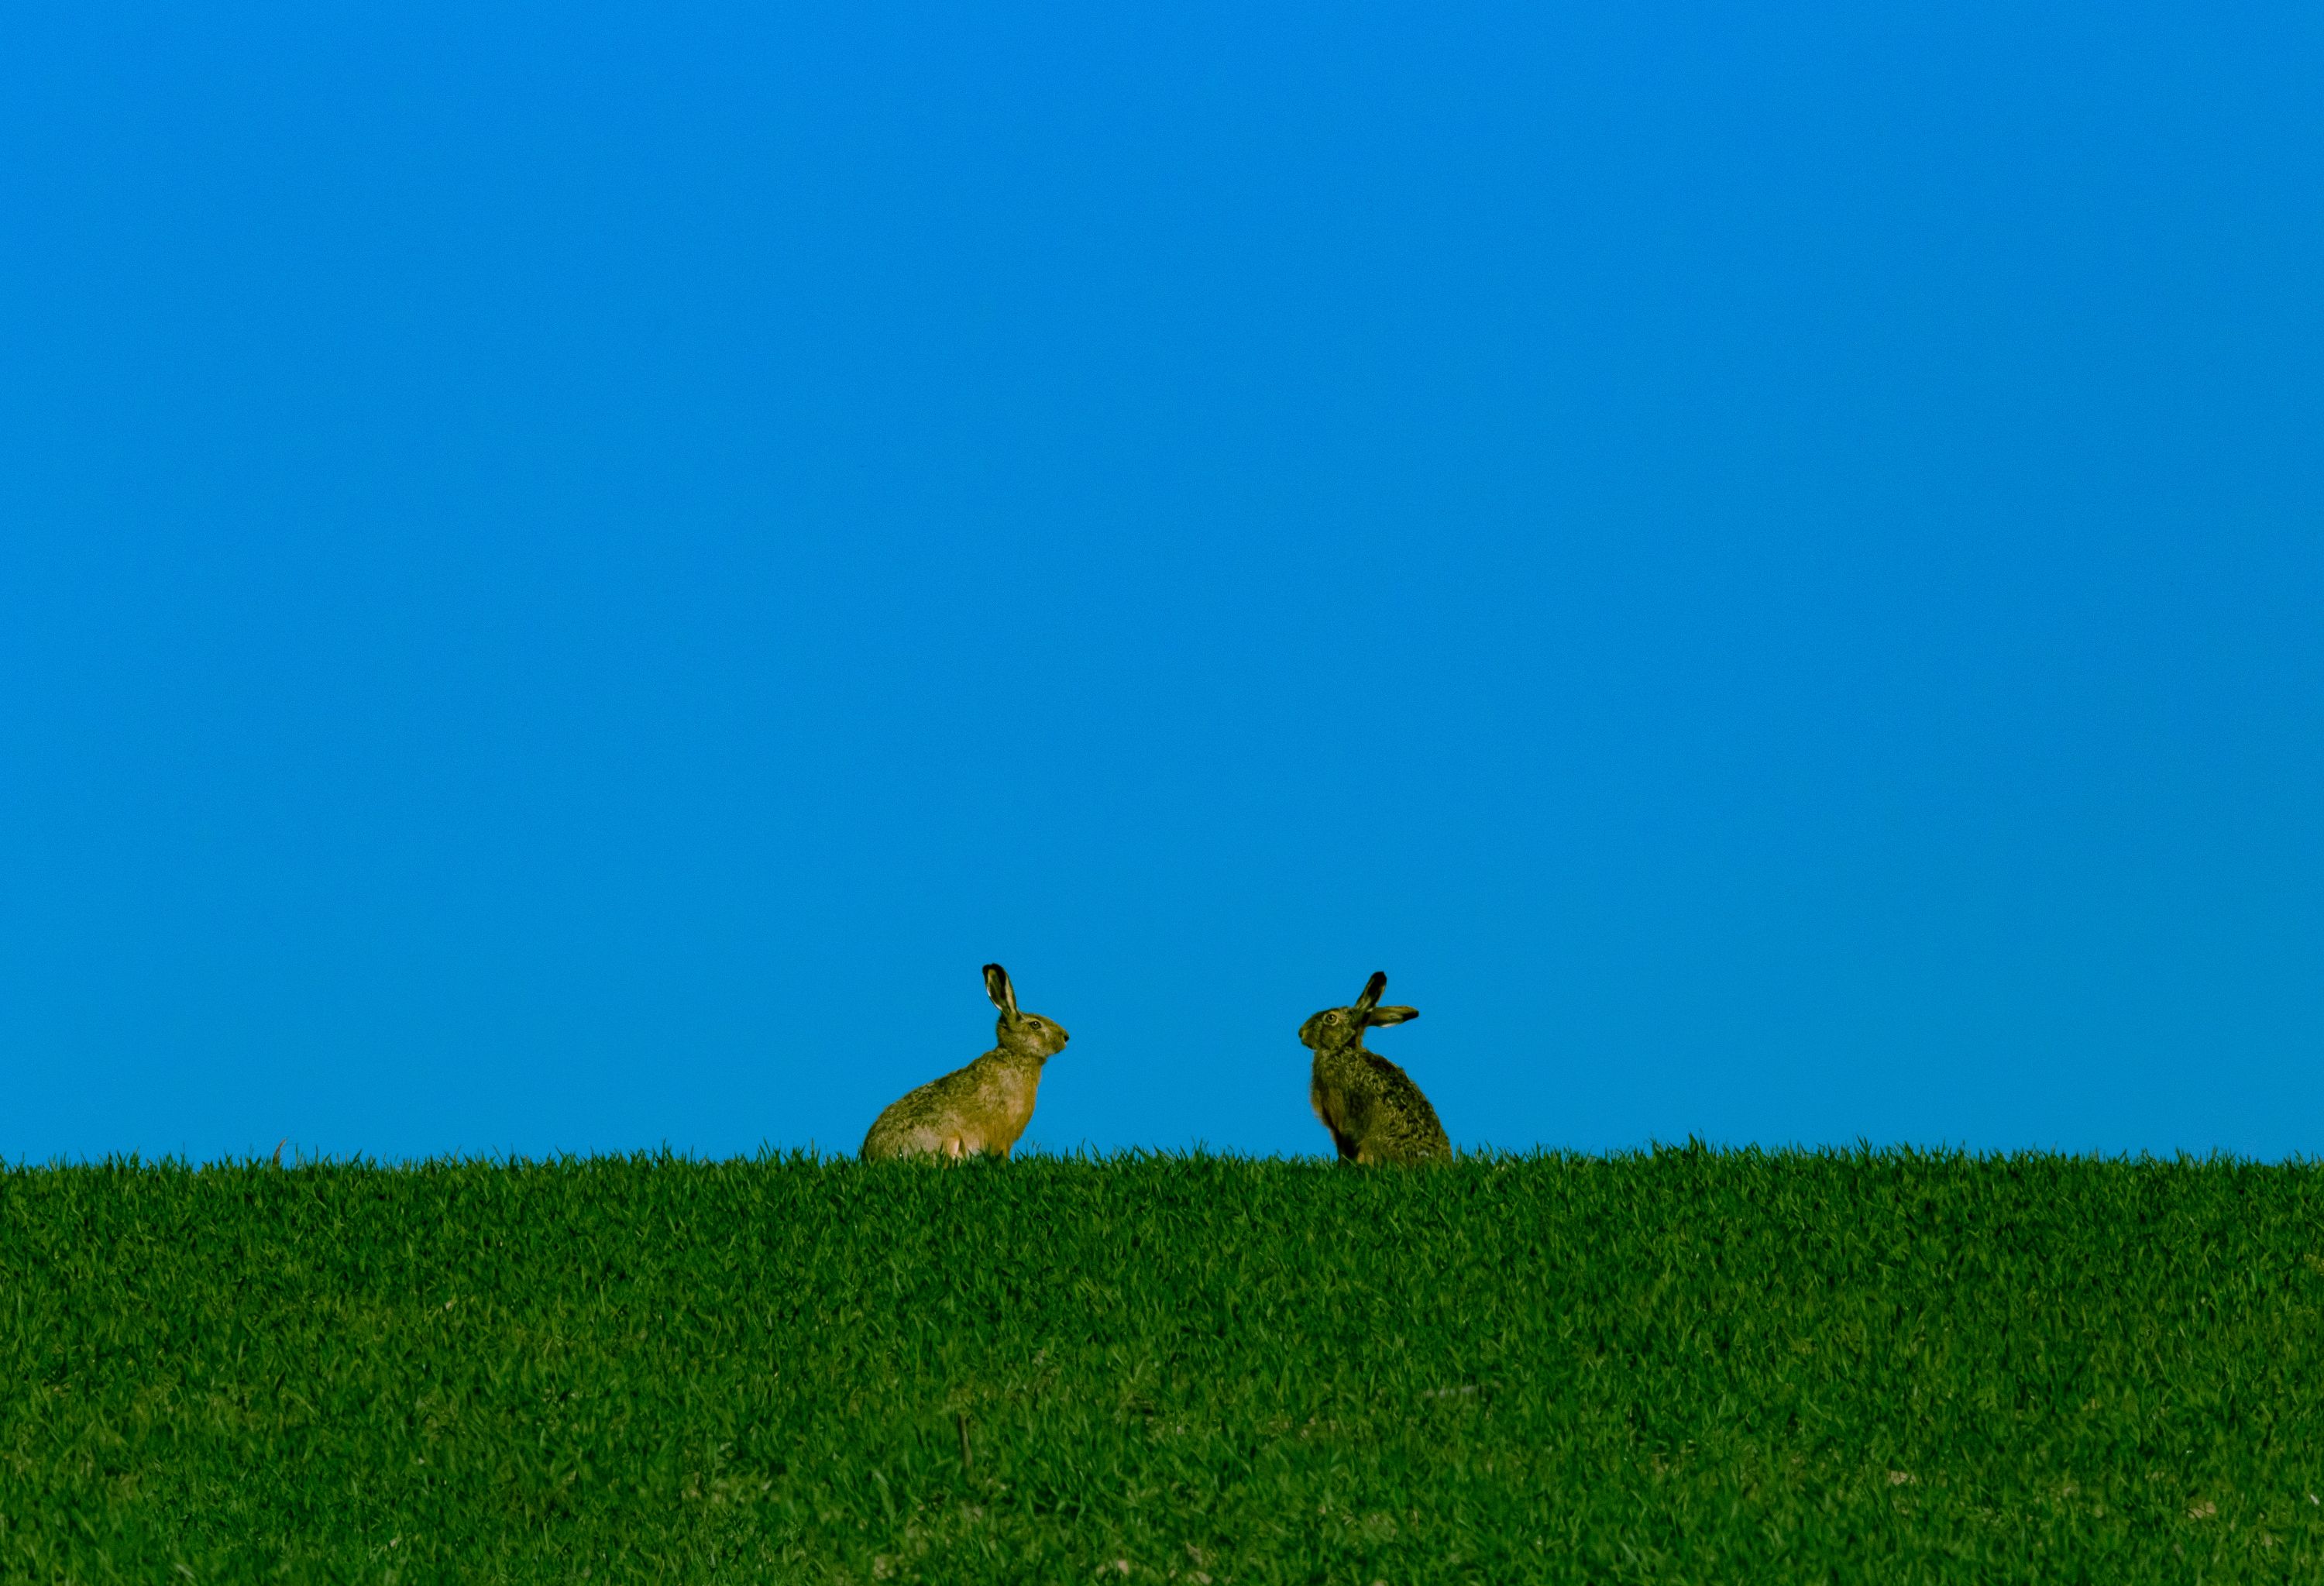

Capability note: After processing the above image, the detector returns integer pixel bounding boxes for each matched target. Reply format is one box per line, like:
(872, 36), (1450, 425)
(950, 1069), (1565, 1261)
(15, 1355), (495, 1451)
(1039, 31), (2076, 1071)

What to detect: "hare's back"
(1362, 1051), (1451, 1160)
(858, 1061), (985, 1158)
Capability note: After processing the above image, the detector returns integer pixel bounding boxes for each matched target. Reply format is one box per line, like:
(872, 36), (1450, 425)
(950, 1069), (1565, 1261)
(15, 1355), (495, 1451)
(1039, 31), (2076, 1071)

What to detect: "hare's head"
(985, 962), (1070, 1061)
(1298, 970), (1418, 1054)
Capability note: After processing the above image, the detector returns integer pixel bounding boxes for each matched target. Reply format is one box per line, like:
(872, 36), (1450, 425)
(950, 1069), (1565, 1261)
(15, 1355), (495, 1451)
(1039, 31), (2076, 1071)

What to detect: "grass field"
(5, 1147), (2322, 1583)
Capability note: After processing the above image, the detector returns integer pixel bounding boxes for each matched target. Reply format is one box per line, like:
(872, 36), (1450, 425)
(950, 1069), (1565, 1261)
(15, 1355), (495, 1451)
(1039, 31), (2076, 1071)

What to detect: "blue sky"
(3, 2), (2318, 1164)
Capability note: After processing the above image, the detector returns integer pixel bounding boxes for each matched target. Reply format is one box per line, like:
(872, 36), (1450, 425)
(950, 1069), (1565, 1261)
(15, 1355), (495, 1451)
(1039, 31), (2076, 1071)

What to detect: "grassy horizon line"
(6, 1137), (2319, 1173)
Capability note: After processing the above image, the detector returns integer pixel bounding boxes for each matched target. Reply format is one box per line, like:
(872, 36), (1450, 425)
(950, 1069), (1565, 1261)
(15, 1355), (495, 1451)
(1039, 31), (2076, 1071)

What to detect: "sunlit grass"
(5, 1147), (2322, 1581)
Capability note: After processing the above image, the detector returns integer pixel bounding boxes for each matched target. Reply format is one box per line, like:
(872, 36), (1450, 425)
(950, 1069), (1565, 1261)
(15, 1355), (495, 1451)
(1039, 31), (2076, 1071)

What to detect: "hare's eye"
(1326, 1012), (1342, 1025)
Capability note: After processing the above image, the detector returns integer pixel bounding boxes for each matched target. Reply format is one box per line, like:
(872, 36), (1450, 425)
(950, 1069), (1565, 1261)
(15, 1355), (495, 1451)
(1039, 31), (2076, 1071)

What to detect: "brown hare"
(1298, 970), (1450, 1165)
(859, 964), (1069, 1161)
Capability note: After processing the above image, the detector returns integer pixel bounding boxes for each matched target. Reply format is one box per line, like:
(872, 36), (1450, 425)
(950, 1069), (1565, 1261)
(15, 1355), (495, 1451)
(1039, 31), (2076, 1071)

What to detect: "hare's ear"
(1351, 972), (1387, 1020)
(982, 963), (1018, 1017)
(1368, 1004), (1418, 1027)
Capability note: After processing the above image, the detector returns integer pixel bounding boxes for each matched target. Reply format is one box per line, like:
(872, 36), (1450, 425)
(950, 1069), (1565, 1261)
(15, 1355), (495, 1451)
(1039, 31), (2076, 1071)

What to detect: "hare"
(1298, 970), (1449, 1165)
(859, 964), (1069, 1161)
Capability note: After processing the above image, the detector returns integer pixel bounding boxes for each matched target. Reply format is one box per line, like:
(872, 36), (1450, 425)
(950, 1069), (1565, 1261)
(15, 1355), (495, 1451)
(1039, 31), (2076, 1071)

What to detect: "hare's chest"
(1310, 1068), (1360, 1140)
(1310, 1056), (1380, 1156)
(973, 1064), (1042, 1144)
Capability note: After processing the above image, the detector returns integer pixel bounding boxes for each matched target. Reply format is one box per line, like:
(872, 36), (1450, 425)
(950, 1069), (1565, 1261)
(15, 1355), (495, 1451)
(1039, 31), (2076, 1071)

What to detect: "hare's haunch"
(859, 964), (1069, 1161)
(1298, 970), (1449, 1165)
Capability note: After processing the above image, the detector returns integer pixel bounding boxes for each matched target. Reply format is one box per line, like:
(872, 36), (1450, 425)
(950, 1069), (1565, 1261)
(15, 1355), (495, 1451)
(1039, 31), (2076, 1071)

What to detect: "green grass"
(5, 1148), (2323, 1583)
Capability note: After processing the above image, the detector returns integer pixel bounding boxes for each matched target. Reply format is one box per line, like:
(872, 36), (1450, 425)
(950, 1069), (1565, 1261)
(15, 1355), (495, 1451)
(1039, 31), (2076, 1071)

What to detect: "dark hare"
(860, 964), (1069, 1161)
(1298, 970), (1449, 1165)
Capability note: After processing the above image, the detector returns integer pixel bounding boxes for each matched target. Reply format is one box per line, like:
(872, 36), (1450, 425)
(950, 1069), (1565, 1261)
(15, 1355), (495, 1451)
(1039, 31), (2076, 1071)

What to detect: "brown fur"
(859, 964), (1070, 1161)
(1298, 970), (1449, 1165)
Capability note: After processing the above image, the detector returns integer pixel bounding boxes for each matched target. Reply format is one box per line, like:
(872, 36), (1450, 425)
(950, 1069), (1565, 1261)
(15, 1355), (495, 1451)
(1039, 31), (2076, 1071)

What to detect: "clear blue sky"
(3, 2), (2318, 1165)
